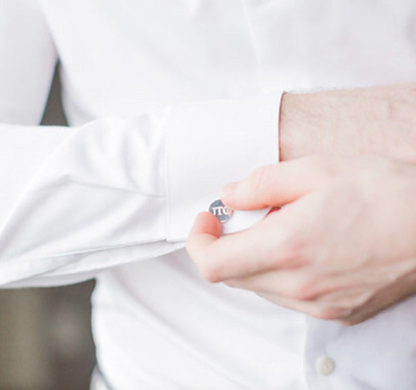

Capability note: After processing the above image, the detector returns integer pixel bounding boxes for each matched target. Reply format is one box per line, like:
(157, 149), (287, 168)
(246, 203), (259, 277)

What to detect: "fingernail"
(221, 181), (239, 201)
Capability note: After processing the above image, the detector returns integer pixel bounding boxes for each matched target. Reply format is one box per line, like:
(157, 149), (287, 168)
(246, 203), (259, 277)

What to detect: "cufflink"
(209, 199), (233, 223)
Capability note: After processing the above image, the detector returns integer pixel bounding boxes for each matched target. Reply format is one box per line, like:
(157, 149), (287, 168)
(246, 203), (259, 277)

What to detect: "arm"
(0, 98), (280, 288)
(9, 82), (416, 287)
(4, 3), (416, 289)
(0, 2), (282, 288)
(279, 84), (416, 163)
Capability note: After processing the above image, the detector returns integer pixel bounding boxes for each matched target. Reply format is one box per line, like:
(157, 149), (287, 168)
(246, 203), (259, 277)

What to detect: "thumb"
(186, 212), (222, 266)
(221, 156), (335, 210)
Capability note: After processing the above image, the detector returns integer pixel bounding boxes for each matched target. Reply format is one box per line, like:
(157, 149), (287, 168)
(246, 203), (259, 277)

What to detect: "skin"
(186, 84), (416, 325)
(279, 84), (416, 163)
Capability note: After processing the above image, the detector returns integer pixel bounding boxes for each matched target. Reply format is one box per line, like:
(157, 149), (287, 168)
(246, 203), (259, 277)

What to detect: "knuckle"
(314, 306), (355, 321)
(199, 263), (222, 283)
(281, 273), (318, 301)
(223, 279), (239, 289)
(350, 292), (372, 310)
(248, 166), (272, 192)
(288, 281), (317, 301)
(338, 320), (352, 326)
(313, 307), (343, 321)
(337, 317), (361, 326)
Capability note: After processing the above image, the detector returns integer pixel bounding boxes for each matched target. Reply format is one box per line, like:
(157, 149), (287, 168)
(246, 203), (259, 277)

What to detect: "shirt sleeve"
(0, 1), (282, 288)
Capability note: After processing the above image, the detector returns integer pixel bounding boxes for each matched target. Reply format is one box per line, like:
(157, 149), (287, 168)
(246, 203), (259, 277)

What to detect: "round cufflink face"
(209, 199), (233, 223)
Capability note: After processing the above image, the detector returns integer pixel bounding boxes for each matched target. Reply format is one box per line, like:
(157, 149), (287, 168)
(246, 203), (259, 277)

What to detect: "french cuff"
(166, 94), (283, 242)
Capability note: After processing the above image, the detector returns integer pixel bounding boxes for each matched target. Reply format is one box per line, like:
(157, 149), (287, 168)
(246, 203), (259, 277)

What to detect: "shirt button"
(209, 199), (233, 223)
(315, 356), (336, 376)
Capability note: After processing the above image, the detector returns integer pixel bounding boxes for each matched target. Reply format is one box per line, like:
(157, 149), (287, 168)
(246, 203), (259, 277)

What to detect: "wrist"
(279, 92), (326, 162)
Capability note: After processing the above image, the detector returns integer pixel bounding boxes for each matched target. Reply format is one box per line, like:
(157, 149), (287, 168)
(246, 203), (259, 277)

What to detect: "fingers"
(225, 270), (323, 301)
(187, 155), (343, 282)
(189, 211), (223, 238)
(256, 292), (353, 322)
(186, 210), (292, 282)
(221, 155), (339, 210)
(186, 212), (222, 256)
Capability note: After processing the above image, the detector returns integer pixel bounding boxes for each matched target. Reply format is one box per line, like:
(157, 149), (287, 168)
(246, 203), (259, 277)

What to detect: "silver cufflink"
(208, 199), (233, 223)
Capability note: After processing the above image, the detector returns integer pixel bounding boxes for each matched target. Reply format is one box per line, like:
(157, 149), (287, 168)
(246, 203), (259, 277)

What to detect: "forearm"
(280, 84), (416, 162)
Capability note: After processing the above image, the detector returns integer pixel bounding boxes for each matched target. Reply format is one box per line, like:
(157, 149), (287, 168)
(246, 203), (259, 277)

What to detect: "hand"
(186, 155), (416, 325)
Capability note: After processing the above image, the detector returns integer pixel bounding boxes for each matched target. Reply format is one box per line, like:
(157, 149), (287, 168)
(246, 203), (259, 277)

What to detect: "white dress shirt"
(1, 1), (416, 389)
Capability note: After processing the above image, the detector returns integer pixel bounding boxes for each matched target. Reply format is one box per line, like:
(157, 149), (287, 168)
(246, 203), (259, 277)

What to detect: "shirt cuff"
(166, 94), (283, 242)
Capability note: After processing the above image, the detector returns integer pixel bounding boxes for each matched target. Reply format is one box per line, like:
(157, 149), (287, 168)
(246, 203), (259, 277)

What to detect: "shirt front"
(1, 1), (416, 389)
